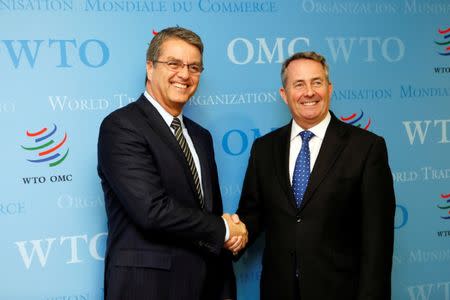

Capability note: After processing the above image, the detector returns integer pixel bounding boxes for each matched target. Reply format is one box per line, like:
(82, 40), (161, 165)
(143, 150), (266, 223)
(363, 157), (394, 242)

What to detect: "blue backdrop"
(1, 0), (449, 299)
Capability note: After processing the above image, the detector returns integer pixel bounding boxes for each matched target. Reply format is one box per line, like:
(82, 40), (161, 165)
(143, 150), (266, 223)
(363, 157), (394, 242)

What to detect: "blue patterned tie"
(292, 131), (314, 208)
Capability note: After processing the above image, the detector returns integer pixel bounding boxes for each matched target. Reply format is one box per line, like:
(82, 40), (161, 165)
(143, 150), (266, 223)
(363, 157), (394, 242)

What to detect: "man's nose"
(304, 84), (315, 97)
(177, 64), (190, 78)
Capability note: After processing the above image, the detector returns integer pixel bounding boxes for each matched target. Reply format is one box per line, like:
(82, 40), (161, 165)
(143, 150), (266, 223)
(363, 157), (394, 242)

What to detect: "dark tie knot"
(171, 117), (182, 130)
(300, 130), (314, 142)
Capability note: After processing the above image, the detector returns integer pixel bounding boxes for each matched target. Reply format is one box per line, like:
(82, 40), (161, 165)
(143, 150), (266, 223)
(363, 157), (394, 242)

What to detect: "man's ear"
(279, 87), (288, 105)
(146, 61), (154, 81)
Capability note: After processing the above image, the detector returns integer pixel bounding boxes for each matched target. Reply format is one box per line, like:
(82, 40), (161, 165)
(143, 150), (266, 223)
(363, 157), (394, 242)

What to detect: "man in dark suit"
(232, 52), (395, 299)
(98, 27), (246, 300)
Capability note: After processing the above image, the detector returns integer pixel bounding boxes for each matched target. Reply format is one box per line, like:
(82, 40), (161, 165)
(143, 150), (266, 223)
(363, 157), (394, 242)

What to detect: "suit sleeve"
(208, 133), (237, 299)
(236, 140), (265, 247)
(217, 250), (237, 299)
(357, 136), (395, 299)
(98, 114), (225, 255)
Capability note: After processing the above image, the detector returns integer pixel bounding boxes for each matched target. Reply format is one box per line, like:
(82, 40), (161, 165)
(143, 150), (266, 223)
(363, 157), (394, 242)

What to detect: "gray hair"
(146, 26), (203, 63)
(280, 51), (330, 88)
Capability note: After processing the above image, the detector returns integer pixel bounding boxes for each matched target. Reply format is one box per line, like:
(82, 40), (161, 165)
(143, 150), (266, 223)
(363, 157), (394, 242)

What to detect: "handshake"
(222, 213), (248, 255)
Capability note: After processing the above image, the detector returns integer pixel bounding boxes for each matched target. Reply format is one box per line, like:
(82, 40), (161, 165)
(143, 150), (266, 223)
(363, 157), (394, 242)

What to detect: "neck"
(146, 86), (183, 117)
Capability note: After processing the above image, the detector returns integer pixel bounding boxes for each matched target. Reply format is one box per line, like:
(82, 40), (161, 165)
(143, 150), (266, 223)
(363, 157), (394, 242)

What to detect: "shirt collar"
(290, 111), (331, 141)
(144, 90), (184, 129)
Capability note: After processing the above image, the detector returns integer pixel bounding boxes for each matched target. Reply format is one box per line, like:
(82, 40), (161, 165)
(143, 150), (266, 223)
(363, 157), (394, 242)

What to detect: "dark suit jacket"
(237, 112), (395, 300)
(98, 95), (236, 300)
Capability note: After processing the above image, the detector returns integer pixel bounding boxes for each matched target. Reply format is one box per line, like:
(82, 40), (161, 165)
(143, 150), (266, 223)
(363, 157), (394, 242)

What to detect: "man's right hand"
(222, 213), (248, 254)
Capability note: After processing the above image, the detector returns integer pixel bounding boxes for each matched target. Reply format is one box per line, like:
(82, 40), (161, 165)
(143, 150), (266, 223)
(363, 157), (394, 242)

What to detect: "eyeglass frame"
(153, 59), (204, 74)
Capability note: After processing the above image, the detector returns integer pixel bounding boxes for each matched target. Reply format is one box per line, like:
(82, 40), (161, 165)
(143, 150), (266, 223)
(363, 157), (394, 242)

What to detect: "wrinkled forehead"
(286, 59), (327, 81)
(158, 38), (202, 62)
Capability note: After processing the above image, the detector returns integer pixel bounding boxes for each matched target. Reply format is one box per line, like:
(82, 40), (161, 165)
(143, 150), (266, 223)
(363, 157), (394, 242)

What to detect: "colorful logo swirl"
(340, 110), (371, 130)
(435, 27), (450, 56)
(437, 193), (450, 220)
(21, 124), (69, 167)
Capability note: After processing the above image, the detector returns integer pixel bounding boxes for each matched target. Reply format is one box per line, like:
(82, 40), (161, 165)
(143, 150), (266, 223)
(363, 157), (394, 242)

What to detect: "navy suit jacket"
(237, 112), (395, 300)
(98, 95), (235, 300)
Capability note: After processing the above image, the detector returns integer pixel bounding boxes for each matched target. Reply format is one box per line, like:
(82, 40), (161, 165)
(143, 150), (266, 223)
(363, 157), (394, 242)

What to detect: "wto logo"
(402, 119), (450, 145)
(21, 124), (69, 167)
(226, 36), (405, 65)
(0, 39), (109, 68)
(436, 193), (450, 238)
(435, 27), (450, 56)
(395, 204), (408, 229)
(340, 110), (371, 130)
(222, 127), (277, 156)
(15, 232), (107, 269)
(433, 27), (450, 74)
(437, 193), (450, 220)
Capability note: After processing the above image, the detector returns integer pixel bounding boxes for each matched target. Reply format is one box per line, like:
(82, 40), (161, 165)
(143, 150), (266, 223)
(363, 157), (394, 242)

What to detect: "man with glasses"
(98, 27), (245, 300)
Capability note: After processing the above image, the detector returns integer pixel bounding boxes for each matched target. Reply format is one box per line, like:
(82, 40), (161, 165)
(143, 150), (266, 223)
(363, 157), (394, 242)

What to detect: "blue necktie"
(292, 131), (314, 208)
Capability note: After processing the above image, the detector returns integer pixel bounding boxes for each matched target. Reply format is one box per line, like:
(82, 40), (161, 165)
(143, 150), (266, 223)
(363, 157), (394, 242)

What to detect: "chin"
(174, 93), (192, 101)
(173, 99), (190, 105)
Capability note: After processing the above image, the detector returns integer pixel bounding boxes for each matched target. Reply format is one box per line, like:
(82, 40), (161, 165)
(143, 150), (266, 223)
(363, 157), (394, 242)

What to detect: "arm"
(98, 114), (225, 254)
(205, 132), (237, 300)
(236, 141), (264, 249)
(357, 136), (396, 299)
(217, 250), (237, 300)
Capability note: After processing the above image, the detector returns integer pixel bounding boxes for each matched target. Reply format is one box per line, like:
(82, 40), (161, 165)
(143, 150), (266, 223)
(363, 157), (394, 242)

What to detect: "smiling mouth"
(300, 99), (319, 106)
(172, 82), (188, 89)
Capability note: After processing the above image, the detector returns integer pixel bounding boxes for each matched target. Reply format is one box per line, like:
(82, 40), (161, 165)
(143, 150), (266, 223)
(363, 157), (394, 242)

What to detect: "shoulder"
(183, 115), (212, 138)
(252, 123), (290, 148)
(331, 112), (384, 145)
(341, 120), (384, 145)
(331, 117), (388, 161)
(100, 96), (146, 131)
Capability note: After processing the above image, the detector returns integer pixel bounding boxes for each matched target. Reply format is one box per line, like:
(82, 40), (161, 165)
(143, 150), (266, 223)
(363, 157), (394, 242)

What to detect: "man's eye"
(168, 61), (181, 67)
(189, 65), (201, 72)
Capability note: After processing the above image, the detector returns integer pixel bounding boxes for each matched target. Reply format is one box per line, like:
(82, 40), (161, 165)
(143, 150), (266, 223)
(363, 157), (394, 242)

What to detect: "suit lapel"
(300, 113), (348, 211)
(135, 95), (199, 202)
(273, 123), (298, 210)
(184, 118), (213, 212)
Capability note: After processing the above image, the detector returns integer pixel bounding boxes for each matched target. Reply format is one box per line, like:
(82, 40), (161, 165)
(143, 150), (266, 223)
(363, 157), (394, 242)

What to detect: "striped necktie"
(170, 117), (204, 209)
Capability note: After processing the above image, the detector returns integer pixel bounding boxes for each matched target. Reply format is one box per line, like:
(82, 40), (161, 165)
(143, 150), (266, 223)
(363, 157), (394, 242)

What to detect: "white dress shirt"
(144, 91), (203, 196)
(288, 112), (331, 184)
(144, 91), (230, 240)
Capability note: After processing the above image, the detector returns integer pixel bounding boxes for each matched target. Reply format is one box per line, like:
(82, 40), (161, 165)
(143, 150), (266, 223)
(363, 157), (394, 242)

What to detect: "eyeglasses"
(154, 60), (204, 74)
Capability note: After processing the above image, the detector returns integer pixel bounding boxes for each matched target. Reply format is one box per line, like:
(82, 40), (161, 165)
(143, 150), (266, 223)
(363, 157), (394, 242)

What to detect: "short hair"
(145, 27), (203, 85)
(280, 51), (330, 88)
(146, 26), (204, 63)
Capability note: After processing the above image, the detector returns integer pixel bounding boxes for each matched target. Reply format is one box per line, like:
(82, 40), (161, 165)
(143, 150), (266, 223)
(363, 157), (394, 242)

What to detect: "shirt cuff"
(222, 216), (230, 242)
